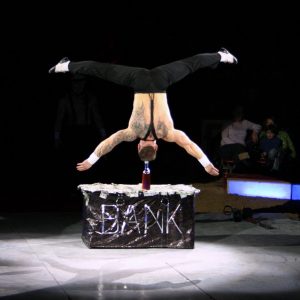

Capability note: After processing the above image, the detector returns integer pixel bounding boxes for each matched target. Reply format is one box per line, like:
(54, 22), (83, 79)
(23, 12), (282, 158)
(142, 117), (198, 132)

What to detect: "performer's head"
(138, 140), (158, 161)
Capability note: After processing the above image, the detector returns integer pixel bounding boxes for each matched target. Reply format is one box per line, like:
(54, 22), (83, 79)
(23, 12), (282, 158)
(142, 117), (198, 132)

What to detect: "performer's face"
(138, 140), (158, 161)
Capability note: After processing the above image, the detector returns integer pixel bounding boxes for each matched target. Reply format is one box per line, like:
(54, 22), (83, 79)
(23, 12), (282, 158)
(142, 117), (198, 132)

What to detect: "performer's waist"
(134, 91), (166, 94)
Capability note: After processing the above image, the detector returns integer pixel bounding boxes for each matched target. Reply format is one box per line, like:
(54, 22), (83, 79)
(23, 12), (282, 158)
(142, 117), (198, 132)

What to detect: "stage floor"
(1, 211), (300, 299)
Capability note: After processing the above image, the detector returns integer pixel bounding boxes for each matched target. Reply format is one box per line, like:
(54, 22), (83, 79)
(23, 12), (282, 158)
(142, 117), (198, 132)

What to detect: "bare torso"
(128, 93), (174, 140)
(81, 92), (219, 176)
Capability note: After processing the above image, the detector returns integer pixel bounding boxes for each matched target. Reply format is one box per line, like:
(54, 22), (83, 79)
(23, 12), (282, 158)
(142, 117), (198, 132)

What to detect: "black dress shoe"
(219, 47), (229, 54)
(48, 57), (70, 73)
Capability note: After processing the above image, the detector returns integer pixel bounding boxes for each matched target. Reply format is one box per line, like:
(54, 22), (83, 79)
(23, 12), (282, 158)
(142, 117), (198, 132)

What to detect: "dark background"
(1, 2), (299, 211)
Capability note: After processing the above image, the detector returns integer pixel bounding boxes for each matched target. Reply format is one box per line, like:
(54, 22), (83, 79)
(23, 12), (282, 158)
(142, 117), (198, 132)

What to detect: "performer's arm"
(164, 129), (219, 176)
(76, 128), (137, 171)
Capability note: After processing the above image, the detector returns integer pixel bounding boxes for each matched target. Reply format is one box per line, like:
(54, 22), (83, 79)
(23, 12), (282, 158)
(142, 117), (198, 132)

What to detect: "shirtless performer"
(49, 48), (237, 176)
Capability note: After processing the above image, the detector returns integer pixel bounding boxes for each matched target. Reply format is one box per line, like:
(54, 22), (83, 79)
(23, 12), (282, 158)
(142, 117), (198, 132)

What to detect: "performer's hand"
(204, 164), (219, 176)
(76, 160), (92, 171)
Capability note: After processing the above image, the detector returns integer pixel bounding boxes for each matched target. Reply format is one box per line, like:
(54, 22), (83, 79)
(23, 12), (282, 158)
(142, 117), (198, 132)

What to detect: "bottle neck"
(143, 161), (150, 173)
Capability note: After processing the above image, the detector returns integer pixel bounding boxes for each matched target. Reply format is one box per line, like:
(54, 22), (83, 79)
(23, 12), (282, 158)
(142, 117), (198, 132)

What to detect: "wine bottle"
(142, 161), (151, 190)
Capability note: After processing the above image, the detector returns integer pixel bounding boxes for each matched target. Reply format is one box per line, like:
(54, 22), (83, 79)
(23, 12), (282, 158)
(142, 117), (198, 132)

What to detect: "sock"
(218, 51), (237, 64)
(55, 61), (70, 73)
(218, 51), (227, 62)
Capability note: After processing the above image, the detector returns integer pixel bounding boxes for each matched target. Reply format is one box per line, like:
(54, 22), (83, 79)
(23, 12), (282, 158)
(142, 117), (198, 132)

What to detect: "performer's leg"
(151, 53), (221, 88)
(69, 61), (148, 88)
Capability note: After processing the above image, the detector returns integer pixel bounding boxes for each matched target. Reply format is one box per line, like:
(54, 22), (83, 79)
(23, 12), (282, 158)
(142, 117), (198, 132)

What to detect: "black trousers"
(69, 53), (221, 93)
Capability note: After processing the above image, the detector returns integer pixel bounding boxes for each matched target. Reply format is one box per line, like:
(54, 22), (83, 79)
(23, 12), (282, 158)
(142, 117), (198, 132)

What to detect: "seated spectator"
(260, 116), (296, 160)
(259, 124), (282, 172)
(260, 116), (297, 178)
(220, 106), (261, 172)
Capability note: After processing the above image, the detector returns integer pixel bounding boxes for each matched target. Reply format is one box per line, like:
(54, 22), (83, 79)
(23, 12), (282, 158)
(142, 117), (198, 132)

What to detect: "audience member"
(260, 116), (296, 160)
(259, 124), (282, 172)
(54, 74), (106, 199)
(259, 115), (297, 178)
(220, 105), (261, 172)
